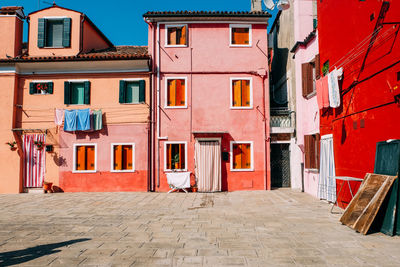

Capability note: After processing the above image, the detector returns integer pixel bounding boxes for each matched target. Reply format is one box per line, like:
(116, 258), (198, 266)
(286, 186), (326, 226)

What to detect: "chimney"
(251, 0), (263, 12)
(0, 6), (25, 59)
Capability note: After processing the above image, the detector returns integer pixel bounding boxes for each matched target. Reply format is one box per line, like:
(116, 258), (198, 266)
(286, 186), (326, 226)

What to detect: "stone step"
(25, 188), (44, 194)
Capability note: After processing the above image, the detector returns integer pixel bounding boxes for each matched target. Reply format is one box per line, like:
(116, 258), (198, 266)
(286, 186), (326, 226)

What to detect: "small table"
(329, 176), (364, 213)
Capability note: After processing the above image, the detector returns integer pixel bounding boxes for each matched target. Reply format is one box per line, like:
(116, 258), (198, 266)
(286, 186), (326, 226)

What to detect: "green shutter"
(84, 81), (90, 104)
(38, 18), (46, 48)
(119, 80), (126, 103)
(62, 18), (71, 47)
(47, 82), (54, 94)
(139, 80), (145, 103)
(64, 82), (71, 104)
(29, 83), (36, 95)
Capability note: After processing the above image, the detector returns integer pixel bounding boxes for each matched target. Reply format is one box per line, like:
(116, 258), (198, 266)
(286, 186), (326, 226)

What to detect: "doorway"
(271, 143), (291, 188)
(195, 139), (221, 192)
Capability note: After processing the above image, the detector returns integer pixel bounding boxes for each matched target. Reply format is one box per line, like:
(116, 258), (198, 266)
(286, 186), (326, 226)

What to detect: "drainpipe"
(79, 15), (85, 54)
(261, 74), (270, 190)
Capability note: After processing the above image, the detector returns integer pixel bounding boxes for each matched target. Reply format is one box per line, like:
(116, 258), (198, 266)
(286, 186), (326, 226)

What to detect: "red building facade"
(317, 0), (400, 205)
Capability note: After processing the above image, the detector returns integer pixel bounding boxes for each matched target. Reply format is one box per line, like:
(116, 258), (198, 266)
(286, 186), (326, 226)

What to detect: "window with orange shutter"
(231, 79), (251, 108)
(166, 25), (187, 46)
(74, 144), (96, 172)
(231, 142), (252, 170)
(166, 143), (186, 170)
(167, 79), (186, 107)
(112, 144), (134, 172)
(230, 25), (251, 46)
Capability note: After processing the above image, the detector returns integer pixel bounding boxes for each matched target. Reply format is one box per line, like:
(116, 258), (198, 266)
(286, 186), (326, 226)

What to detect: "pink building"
(290, 0), (321, 198)
(0, 4), (151, 193)
(143, 11), (271, 192)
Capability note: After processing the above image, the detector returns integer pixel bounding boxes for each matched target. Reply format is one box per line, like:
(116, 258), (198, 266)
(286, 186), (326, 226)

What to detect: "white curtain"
(318, 135), (336, 202)
(195, 141), (221, 192)
(23, 134), (46, 188)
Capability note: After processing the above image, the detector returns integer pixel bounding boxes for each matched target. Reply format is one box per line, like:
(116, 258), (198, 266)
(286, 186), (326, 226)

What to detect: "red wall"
(318, 0), (400, 206)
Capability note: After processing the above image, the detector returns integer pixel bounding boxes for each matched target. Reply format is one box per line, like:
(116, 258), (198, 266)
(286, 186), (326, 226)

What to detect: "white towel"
(328, 68), (341, 108)
(166, 172), (191, 189)
(55, 109), (64, 126)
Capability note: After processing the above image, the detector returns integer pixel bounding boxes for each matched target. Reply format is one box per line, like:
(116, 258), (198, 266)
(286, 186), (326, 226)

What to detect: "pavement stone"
(0, 189), (400, 266)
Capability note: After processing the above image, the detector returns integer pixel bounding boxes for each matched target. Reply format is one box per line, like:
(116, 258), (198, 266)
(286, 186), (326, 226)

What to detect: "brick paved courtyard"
(0, 189), (399, 266)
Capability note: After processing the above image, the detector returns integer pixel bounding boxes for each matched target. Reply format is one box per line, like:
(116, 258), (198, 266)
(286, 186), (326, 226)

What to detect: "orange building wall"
(0, 73), (22, 193)
(82, 20), (110, 53)
(16, 73), (150, 190)
(0, 16), (23, 58)
(28, 7), (82, 56)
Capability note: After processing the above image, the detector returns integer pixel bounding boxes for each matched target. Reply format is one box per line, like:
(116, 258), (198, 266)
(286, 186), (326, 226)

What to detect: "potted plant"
(172, 153), (180, 170)
(43, 181), (53, 193)
(6, 141), (17, 151)
(34, 140), (45, 150)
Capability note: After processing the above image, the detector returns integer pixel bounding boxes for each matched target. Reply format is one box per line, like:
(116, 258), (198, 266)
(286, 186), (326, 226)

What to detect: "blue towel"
(77, 109), (91, 131)
(64, 110), (77, 131)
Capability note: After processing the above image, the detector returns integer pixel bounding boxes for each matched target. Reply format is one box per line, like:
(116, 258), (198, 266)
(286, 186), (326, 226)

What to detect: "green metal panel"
(62, 18), (71, 47)
(119, 80), (126, 103)
(29, 83), (36, 94)
(374, 140), (400, 236)
(37, 18), (46, 48)
(126, 82), (140, 103)
(84, 81), (90, 104)
(47, 82), (54, 94)
(139, 80), (146, 103)
(64, 81), (71, 104)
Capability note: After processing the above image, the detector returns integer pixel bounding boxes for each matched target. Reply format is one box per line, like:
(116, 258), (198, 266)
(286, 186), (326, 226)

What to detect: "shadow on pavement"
(0, 238), (90, 266)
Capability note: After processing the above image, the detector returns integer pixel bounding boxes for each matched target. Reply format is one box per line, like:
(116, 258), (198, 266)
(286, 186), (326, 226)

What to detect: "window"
(119, 80), (145, 104)
(304, 134), (320, 170)
(231, 78), (252, 108)
(73, 144), (96, 172)
(230, 24), (251, 46)
(230, 142), (253, 171)
(166, 25), (187, 46)
(111, 143), (135, 172)
(38, 18), (71, 48)
(302, 54), (320, 98)
(64, 81), (90, 105)
(29, 81), (53, 95)
(166, 78), (187, 108)
(165, 142), (187, 171)
(322, 60), (330, 77)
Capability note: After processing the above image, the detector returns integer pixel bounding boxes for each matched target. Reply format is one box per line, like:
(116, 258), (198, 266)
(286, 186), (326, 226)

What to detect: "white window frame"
(230, 141), (254, 172)
(229, 24), (252, 47)
(165, 24), (188, 48)
(72, 143), (97, 173)
(230, 77), (253, 109)
(110, 143), (135, 173)
(164, 77), (188, 109)
(164, 141), (188, 172)
(30, 80), (53, 95)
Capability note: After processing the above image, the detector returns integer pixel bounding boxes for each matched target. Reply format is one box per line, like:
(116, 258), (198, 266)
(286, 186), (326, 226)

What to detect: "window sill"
(164, 169), (188, 173)
(304, 91), (317, 99)
(72, 170), (97, 173)
(229, 44), (252, 48)
(305, 168), (319, 174)
(164, 106), (188, 109)
(230, 168), (254, 172)
(43, 46), (68, 49)
(230, 106), (253, 110)
(111, 170), (136, 173)
(66, 104), (89, 106)
(120, 102), (146, 105)
(165, 45), (188, 48)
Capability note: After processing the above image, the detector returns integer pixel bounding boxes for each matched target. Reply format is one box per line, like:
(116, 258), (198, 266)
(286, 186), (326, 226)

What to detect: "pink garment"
(321, 75), (330, 108)
(316, 78), (324, 109)
(55, 109), (64, 126)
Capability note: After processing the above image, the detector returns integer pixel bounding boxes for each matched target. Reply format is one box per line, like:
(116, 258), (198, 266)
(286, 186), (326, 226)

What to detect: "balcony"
(270, 109), (294, 133)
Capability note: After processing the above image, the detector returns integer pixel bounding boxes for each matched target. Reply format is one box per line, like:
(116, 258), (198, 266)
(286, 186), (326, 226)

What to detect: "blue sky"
(2, 0), (278, 46)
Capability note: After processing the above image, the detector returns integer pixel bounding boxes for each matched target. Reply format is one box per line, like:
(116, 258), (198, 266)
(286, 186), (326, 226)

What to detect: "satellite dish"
(277, 0), (290, 10)
(263, 0), (276, 10)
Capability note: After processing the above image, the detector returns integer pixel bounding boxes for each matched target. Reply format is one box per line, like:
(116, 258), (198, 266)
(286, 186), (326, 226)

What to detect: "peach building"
(143, 11), (271, 192)
(0, 4), (151, 193)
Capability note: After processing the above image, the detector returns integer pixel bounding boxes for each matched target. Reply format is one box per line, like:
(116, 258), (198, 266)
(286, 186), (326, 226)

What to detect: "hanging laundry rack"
(12, 128), (48, 134)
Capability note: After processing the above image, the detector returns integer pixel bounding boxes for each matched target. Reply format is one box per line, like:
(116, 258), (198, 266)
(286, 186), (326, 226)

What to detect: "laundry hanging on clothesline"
(316, 75), (329, 109)
(58, 108), (103, 132)
(328, 67), (343, 108)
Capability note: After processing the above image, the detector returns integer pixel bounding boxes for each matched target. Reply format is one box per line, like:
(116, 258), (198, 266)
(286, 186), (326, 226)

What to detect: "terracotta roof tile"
(0, 46), (149, 62)
(143, 10), (271, 18)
